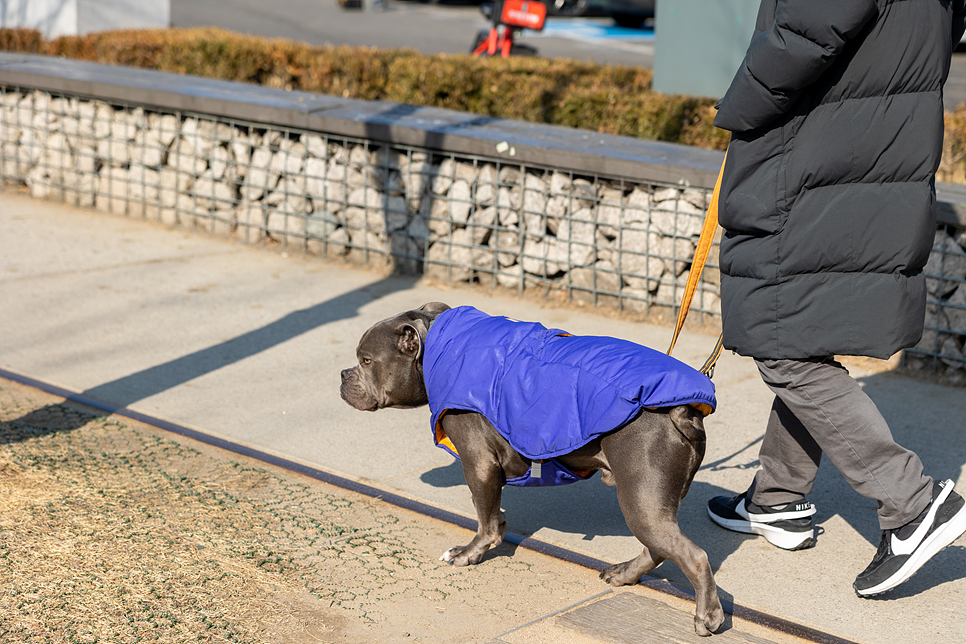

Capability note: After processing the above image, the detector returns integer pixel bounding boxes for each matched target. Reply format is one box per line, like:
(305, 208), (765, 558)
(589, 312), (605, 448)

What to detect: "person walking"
(705, 0), (966, 597)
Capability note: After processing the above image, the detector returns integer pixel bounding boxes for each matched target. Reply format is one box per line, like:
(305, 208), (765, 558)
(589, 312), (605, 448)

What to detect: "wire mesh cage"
(0, 86), (722, 325)
(3, 84), (965, 377)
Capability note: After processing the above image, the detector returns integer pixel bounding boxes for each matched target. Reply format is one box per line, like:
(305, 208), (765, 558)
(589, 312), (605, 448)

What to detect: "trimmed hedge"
(1, 27), (963, 181)
(0, 27), (730, 149)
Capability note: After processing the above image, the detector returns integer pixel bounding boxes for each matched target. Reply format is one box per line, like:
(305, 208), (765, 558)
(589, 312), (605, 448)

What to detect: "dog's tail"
(669, 405), (707, 444)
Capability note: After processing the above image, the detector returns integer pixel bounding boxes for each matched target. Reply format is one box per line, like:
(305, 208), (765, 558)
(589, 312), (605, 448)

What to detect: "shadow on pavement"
(690, 368), (966, 596)
(4, 274), (417, 443)
(419, 367), (966, 597)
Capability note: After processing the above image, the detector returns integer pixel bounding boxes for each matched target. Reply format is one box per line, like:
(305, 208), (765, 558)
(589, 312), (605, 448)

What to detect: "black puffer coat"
(715, 0), (966, 360)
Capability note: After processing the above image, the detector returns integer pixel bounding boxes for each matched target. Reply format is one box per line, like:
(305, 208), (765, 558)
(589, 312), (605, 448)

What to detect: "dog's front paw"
(439, 545), (482, 566)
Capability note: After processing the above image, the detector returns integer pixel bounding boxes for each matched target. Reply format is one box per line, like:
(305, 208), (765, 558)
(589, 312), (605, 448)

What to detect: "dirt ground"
(0, 379), (629, 644)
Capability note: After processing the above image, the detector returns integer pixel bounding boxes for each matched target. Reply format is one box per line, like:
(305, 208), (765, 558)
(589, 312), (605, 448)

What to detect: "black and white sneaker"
(854, 478), (966, 597)
(708, 492), (816, 550)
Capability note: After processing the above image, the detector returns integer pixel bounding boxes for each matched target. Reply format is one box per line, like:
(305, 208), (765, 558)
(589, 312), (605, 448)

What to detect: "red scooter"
(471, 0), (546, 58)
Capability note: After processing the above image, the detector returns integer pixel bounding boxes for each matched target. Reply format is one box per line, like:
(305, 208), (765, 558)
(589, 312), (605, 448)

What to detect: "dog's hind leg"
(600, 413), (724, 637)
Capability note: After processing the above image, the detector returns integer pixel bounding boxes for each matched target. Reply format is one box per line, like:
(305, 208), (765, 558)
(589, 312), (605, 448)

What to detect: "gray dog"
(340, 302), (724, 636)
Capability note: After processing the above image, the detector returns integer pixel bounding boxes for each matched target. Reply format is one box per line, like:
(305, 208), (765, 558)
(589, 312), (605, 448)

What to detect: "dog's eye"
(362, 358), (372, 365)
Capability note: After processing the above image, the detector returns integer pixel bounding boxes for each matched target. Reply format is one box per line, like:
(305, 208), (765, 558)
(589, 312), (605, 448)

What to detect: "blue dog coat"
(423, 306), (716, 487)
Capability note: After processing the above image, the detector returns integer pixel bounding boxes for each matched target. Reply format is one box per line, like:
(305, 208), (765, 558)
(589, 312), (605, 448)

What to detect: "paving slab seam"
(491, 588), (616, 641)
(0, 365), (860, 644)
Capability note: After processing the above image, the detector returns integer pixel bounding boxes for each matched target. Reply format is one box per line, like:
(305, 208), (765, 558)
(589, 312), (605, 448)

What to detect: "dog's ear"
(397, 320), (427, 359)
(418, 302), (450, 314)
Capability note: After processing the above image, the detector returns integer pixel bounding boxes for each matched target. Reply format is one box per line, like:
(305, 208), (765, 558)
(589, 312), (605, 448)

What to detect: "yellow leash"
(666, 151), (727, 378)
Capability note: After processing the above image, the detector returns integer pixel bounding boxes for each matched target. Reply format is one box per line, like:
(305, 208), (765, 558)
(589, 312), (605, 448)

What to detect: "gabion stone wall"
(0, 88), (721, 322)
(911, 227), (966, 378)
(2, 87), (965, 378)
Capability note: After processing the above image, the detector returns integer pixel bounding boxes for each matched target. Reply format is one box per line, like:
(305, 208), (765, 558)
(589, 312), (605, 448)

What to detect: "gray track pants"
(746, 357), (933, 531)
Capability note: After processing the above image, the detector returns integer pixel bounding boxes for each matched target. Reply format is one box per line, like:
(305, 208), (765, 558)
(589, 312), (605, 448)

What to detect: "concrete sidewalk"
(2, 190), (964, 644)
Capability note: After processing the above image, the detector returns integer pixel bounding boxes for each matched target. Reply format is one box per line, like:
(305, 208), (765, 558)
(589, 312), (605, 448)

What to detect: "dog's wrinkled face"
(340, 303), (450, 411)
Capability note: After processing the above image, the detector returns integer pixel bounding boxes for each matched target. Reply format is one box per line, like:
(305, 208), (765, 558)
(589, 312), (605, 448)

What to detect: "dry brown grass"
(0, 399), (337, 643)
(0, 381), (609, 644)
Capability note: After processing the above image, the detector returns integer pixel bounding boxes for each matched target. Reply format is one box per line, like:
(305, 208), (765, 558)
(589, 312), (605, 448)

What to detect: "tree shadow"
(2, 274), (416, 443)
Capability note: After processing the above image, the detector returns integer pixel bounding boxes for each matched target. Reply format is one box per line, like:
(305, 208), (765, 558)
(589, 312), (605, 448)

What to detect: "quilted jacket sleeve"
(714, 0), (878, 133)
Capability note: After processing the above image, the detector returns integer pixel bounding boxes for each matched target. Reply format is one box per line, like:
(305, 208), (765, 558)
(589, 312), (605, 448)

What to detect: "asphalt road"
(170, 0), (656, 70)
(171, 0), (966, 108)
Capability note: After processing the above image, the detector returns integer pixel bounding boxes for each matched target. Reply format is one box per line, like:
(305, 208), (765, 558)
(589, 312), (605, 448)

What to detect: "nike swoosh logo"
(891, 482), (954, 556)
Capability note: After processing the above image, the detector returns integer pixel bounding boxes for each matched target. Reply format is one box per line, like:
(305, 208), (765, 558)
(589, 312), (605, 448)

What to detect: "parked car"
(602, 0), (654, 28)
(545, 0), (588, 15)
(543, 0), (611, 17)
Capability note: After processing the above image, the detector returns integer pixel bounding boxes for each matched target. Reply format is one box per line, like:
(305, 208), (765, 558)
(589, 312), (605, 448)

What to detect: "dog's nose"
(341, 368), (352, 383)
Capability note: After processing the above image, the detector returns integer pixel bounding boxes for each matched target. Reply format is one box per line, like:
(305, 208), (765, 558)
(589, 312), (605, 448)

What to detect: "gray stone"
(497, 186), (521, 225)
(347, 228), (390, 265)
(498, 166), (521, 186)
(595, 187), (623, 239)
(181, 118), (218, 158)
(234, 202), (268, 242)
(242, 146), (280, 201)
(490, 225), (522, 268)
(128, 164), (161, 208)
(272, 141), (306, 176)
(658, 235), (696, 276)
(432, 158), (457, 195)
(522, 174), (548, 232)
(571, 178), (597, 208)
(655, 278), (686, 306)
(616, 229), (665, 291)
(159, 168), (191, 209)
(208, 145), (230, 181)
(448, 179), (473, 224)
(925, 230), (966, 298)
(522, 238), (563, 276)
(427, 229), (476, 282)
(468, 206), (497, 245)
(95, 165), (130, 215)
(348, 145), (369, 169)
(304, 134), (328, 160)
(622, 187), (651, 226)
(553, 210), (596, 267)
(169, 137), (207, 176)
(306, 210), (340, 239)
(62, 170), (97, 208)
(619, 286), (652, 313)
(228, 137), (251, 183)
(546, 194), (570, 222)
(569, 260), (621, 306)
(131, 127), (165, 168)
(156, 114), (179, 147)
(266, 176), (309, 214)
(549, 170), (572, 196)
(942, 285), (966, 346)
(939, 335), (965, 370)
(321, 226), (351, 257)
(428, 198), (454, 237)
(651, 198), (704, 237)
(266, 208), (306, 244)
(345, 187), (407, 232)
(404, 160), (432, 210)
(407, 212), (431, 241)
(475, 165), (497, 206)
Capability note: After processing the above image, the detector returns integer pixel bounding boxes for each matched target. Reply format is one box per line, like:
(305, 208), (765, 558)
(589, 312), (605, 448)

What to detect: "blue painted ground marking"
(532, 18), (654, 41)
